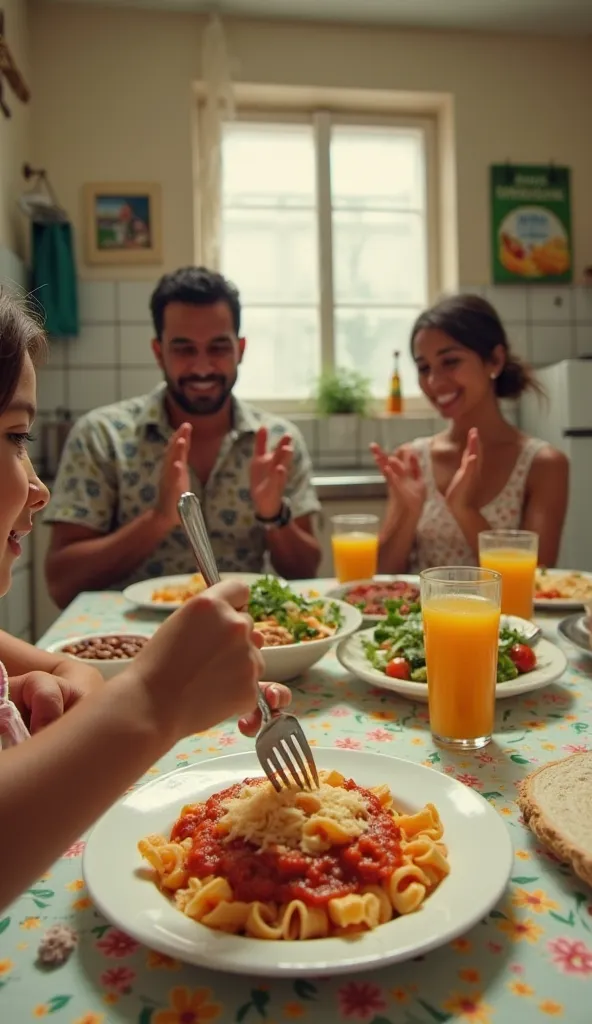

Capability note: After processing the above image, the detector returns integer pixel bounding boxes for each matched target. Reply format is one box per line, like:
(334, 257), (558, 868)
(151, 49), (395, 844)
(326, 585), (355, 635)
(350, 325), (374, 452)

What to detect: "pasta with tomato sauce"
(138, 770), (450, 940)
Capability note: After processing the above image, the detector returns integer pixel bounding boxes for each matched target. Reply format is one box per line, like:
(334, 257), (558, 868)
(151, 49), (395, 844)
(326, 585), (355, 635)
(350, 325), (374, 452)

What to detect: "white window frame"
(194, 86), (451, 415)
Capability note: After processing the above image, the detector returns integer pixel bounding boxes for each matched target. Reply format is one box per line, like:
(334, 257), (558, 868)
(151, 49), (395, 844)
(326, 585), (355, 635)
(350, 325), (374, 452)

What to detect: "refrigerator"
(521, 359), (592, 571)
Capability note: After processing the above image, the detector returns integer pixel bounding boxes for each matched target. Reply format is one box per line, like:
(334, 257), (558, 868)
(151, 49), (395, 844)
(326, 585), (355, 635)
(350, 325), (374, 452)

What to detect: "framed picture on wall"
(83, 182), (163, 265)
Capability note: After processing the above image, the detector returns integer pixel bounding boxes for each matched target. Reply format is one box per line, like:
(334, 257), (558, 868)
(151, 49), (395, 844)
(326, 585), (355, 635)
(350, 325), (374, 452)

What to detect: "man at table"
(44, 266), (321, 608)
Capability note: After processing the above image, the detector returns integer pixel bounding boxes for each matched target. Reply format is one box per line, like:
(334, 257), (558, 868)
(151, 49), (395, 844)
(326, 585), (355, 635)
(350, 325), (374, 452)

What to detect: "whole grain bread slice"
(518, 752), (592, 887)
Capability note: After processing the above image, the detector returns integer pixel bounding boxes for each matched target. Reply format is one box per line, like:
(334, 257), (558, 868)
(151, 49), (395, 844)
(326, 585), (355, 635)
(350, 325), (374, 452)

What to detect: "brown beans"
(61, 635), (149, 661)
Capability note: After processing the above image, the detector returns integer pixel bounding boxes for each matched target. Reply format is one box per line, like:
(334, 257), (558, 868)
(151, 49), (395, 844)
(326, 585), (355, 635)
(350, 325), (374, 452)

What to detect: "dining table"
(2, 582), (592, 1024)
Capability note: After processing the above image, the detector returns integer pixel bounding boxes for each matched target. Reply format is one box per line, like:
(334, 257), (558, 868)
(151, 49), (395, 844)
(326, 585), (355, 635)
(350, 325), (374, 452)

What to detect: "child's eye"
(7, 432), (35, 454)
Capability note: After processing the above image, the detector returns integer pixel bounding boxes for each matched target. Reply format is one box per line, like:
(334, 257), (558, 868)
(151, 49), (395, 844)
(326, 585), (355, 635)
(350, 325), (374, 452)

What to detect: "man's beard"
(165, 371), (237, 416)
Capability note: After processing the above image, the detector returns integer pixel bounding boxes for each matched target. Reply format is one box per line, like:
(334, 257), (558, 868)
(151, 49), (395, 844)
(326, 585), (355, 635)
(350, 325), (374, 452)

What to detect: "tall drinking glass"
(420, 566), (502, 751)
(331, 514), (379, 583)
(479, 529), (538, 620)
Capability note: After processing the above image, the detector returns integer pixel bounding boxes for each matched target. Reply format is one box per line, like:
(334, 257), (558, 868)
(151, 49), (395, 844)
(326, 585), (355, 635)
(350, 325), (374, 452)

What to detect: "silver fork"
(177, 491), (319, 792)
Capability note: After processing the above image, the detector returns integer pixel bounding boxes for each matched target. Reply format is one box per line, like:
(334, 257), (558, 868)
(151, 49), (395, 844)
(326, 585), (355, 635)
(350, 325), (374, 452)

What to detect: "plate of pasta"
(83, 749), (512, 976)
(534, 568), (592, 610)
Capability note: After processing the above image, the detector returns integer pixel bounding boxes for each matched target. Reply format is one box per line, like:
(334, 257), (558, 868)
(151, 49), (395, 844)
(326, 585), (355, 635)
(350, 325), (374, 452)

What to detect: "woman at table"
(372, 293), (569, 573)
(0, 291), (289, 908)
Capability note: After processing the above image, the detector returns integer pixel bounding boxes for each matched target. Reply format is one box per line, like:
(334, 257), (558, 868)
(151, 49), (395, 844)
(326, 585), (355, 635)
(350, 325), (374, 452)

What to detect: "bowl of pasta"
(44, 632), (153, 680)
(249, 578), (363, 682)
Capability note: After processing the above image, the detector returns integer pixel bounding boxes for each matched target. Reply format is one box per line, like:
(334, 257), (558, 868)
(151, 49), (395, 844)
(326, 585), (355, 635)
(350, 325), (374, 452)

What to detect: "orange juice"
(423, 595), (500, 743)
(332, 532), (378, 583)
(479, 548), (536, 619)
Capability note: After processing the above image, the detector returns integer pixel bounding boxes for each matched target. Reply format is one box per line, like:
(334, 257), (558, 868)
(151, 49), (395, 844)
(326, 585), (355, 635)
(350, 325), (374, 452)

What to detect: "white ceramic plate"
(337, 626), (568, 702)
(83, 748), (512, 977)
(123, 573), (276, 611)
(325, 575), (421, 624)
(534, 569), (592, 611)
(557, 614), (592, 658)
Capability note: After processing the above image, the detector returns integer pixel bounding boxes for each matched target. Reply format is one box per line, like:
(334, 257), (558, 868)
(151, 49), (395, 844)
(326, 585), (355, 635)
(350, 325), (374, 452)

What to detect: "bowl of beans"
(45, 633), (151, 680)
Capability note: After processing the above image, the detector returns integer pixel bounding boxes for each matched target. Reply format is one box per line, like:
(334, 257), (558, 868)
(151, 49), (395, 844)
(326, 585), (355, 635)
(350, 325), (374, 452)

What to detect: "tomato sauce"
(170, 777), (403, 908)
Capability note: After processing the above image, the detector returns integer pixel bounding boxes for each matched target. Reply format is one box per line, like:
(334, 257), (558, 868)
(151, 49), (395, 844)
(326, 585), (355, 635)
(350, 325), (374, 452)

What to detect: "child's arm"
(0, 580), (263, 910)
(0, 630), (103, 690)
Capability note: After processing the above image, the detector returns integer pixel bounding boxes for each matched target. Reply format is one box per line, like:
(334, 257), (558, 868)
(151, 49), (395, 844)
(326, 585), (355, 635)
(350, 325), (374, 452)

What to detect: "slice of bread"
(518, 752), (592, 887)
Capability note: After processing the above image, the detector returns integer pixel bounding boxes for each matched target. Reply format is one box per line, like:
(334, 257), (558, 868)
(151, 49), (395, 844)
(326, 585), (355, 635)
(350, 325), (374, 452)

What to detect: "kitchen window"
(213, 112), (437, 405)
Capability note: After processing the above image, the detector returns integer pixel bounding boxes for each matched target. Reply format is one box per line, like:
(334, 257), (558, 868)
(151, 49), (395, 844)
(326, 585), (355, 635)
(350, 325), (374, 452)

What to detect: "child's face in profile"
(0, 354), (49, 596)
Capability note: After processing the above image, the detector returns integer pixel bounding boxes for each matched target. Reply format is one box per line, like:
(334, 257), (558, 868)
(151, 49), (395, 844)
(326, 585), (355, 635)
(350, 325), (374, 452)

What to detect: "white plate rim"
(534, 568), (592, 610)
(83, 748), (513, 977)
(325, 575), (421, 623)
(123, 573), (281, 611)
(558, 613), (592, 658)
(337, 627), (568, 701)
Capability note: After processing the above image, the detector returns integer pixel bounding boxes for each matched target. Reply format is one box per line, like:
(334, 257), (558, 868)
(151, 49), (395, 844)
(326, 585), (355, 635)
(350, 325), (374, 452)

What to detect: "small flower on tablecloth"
(20, 916), (41, 930)
(337, 981), (387, 1020)
(512, 889), (559, 914)
(539, 1000), (564, 1016)
(96, 928), (139, 958)
(507, 979), (534, 996)
(442, 992), (493, 1023)
(547, 937), (592, 976)
(101, 965), (136, 992)
(459, 968), (481, 984)
(153, 985), (221, 1024)
(0, 959), (14, 976)
(497, 916), (544, 944)
(334, 737), (362, 750)
(146, 950), (181, 970)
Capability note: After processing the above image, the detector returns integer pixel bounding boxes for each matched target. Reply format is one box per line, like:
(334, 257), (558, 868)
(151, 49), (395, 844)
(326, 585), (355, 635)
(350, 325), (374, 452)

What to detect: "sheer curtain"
(199, 14), (235, 270)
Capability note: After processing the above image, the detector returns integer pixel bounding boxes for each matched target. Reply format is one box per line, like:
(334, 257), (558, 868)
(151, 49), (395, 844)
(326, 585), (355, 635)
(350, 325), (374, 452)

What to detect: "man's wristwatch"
(255, 499), (292, 530)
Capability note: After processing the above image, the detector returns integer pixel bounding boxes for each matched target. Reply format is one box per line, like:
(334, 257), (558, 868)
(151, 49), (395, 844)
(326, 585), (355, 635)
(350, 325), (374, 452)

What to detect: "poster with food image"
(490, 165), (572, 283)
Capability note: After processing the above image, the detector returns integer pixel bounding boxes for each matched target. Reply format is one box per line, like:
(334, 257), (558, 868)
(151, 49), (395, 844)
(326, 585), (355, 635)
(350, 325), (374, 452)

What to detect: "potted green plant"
(313, 368), (372, 416)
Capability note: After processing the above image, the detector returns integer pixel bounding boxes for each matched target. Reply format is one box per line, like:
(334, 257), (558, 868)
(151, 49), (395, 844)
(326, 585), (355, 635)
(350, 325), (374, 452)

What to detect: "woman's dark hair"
(0, 290), (47, 415)
(410, 293), (542, 400)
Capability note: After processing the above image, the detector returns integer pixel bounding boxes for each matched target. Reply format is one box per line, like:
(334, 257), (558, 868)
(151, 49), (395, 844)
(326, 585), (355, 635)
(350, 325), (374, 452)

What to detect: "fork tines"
(259, 719), (319, 793)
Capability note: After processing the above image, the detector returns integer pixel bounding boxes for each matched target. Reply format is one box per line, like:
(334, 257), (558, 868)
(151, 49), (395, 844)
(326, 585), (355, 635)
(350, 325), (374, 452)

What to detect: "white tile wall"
(68, 325), (118, 367)
(69, 368), (118, 410)
(575, 324), (592, 357)
(78, 280), (117, 323)
(120, 324), (155, 366)
(118, 281), (154, 323)
(530, 324), (574, 365)
(574, 287), (592, 323)
(120, 367), (162, 400)
(36, 366), (67, 413)
(529, 286), (574, 323)
(484, 285), (528, 321)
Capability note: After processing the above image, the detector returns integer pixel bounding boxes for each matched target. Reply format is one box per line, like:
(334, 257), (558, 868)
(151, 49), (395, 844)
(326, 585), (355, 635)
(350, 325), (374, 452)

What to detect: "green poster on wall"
(490, 164), (572, 284)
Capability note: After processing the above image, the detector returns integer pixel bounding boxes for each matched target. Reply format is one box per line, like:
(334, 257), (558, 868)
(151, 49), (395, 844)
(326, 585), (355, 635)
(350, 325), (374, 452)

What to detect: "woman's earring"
(490, 372), (497, 380)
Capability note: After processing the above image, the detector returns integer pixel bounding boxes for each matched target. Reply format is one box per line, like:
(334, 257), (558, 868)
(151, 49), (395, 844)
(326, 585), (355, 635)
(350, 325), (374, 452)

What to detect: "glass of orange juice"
(478, 529), (538, 620)
(420, 566), (501, 751)
(331, 514), (379, 583)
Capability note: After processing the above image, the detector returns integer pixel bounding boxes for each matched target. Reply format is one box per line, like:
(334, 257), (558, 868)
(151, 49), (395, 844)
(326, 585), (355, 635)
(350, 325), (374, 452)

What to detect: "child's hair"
(0, 291), (47, 415)
(410, 293), (542, 400)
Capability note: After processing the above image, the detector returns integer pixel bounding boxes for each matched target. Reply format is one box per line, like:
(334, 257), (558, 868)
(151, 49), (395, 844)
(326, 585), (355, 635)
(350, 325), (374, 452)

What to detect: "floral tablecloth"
(2, 588), (592, 1024)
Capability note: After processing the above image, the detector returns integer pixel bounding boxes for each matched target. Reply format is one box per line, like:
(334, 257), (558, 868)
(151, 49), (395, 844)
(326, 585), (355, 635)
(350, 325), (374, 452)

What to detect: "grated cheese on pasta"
(218, 781), (370, 854)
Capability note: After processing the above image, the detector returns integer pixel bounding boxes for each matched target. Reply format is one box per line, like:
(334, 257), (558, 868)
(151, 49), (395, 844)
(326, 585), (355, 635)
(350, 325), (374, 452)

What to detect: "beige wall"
(0, 0), (31, 255)
(30, 1), (592, 284)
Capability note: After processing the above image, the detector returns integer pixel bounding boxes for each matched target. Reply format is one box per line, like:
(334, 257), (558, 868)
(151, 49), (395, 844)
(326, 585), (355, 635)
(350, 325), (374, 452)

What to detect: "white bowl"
(45, 631), (153, 681)
(259, 598), (363, 683)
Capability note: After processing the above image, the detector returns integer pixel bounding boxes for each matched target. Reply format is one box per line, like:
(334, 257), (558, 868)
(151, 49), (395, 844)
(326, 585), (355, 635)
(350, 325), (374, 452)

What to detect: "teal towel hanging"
(30, 221), (79, 337)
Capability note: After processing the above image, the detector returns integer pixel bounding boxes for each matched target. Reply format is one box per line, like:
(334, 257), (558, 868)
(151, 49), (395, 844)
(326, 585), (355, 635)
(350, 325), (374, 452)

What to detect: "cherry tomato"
(509, 643), (536, 674)
(385, 658), (411, 680)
